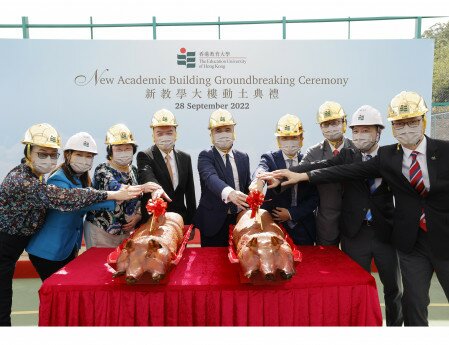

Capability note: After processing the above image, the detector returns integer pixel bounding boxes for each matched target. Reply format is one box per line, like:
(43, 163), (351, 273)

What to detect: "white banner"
(0, 39), (434, 197)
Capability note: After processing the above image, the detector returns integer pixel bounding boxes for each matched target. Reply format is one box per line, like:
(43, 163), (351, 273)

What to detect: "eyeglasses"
(320, 119), (342, 128)
(36, 152), (60, 160)
(392, 118), (421, 130)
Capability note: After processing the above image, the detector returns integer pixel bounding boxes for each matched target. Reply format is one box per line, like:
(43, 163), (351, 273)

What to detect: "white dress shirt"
(217, 149), (241, 203)
(329, 141), (344, 153)
(361, 146), (382, 190)
(158, 147), (179, 190)
(401, 136), (430, 191)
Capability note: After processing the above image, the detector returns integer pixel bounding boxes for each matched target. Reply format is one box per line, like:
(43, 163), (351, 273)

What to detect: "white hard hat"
(64, 132), (98, 154)
(349, 105), (384, 129)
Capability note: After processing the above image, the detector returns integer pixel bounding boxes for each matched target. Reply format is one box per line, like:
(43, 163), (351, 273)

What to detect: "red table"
(38, 246), (382, 326)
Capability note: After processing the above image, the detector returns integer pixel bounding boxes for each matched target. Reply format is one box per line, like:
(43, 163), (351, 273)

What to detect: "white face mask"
(352, 132), (377, 152)
(70, 156), (93, 174)
(32, 156), (57, 175)
(279, 140), (301, 157)
(155, 135), (176, 153)
(394, 126), (423, 147)
(321, 124), (344, 141)
(112, 151), (134, 166)
(213, 132), (234, 151)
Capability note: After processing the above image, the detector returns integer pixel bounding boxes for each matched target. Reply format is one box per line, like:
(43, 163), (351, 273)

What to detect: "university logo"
(177, 47), (196, 68)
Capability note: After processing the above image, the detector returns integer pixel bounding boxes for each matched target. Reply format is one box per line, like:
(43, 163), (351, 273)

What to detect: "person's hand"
(228, 190), (249, 209)
(122, 213), (142, 232)
(257, 172), (281, 189)
(108, 185), (142, 201)
(249, 179), (265, 192)
(142, 182), (161, 193)
(272, 207), (291, 222)
(151, 187), (172, 202)
(269, 169), (308, 188)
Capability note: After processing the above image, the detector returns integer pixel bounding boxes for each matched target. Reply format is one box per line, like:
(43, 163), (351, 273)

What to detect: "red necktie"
(409, 151), (428, 231)
(333, 149), (339, 157)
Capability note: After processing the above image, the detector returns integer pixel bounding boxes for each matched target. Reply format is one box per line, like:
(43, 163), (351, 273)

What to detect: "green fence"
(1, 15), (448, 111)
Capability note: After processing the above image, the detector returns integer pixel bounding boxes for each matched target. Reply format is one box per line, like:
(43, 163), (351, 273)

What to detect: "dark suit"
(306, 136), (449, 326)
(291, 147), (403, 326)
(300, 137), (356, 245)
(194, 146), (251, 246)
(137, 145), (196, 225)
(253, 150), (319, 245)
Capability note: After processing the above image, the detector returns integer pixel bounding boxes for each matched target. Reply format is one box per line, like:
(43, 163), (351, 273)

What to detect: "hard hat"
(349, 105), (384, 129)
(64, 132), (98, 154)
(275, 114), (304, 137)
(316, 101), (346, 124)
(21, 123), (61, 149)
(150, 109), (178, 128)
(105, 124), (136, 145)
(208, 108), (236, 130)
(387, 91), (428, 122)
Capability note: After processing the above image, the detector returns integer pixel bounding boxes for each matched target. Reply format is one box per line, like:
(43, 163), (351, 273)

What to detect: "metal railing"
(1, 15), (448, 108)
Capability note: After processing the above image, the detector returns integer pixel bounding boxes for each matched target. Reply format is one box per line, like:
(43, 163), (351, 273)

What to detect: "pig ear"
(147, 239), (163, 251)
(125, 240), (134, 251)
(271, 236), (284, 247)
(246, 237), (258, 248)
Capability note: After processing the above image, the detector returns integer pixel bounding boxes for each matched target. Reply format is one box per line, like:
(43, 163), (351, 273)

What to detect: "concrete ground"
(11, 273), (449, 326)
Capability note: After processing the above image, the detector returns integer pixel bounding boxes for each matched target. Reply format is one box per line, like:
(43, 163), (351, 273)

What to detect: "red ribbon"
(246, 190), (265, 218)
(146, 198), (167, 218)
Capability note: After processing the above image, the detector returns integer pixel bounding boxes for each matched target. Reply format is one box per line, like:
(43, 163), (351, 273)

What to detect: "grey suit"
(299, 137), (356, 245)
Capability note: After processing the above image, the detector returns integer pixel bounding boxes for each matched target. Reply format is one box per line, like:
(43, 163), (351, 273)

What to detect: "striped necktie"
(409, 151), (428, 231)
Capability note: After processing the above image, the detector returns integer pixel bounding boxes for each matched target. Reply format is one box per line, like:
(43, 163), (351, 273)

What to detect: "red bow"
(246, 190), (265, 218)
(146, 198), (167, 218)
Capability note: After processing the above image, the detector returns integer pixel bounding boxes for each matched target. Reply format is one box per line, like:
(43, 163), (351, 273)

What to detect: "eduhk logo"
(177, 47), (196, 68)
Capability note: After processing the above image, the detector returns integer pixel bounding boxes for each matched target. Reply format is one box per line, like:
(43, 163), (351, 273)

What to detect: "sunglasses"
(36, 152), (60, 160)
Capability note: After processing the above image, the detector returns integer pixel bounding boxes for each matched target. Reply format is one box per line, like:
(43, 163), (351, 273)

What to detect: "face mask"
(279, 140), (301, 157)
(321, 124), (343, 141)
(394, 126), (423, 147)
(352, 132), (377, 152)
(32, 156), (57, 175)
(70, 156), (93, 174)
(112, 151), (134, 166)
(213, 132), (234, 151)
(155, 135), (176, 153)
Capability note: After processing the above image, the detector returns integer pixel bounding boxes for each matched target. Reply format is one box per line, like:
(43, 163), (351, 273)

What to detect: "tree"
(422, 22), (449, 103)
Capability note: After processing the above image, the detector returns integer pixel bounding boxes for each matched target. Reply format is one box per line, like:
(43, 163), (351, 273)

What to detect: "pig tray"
(228, 209), (302, 284)
(107, 212), (192, 285)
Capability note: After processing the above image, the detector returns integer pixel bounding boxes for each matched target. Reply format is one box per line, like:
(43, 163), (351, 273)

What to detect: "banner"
(0, 39), (434, 195)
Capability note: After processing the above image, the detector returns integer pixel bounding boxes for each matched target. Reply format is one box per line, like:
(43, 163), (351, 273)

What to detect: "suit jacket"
(307, 136), (449, 259)
(253, 150), (319, 242)
(194, 146), (251, 237)
(299, 137), (356, 237)
(137, 145), (196, 225)
(291, 147), (394, 242)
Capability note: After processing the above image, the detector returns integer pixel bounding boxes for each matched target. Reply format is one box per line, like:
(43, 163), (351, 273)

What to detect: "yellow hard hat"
(275, 114), (304, 137)
(21, 123), (61, 149)
(387, 91), (428, 122)
(316, 101), (346, 124)
(150, 109), (178, 128)
(105, 124), (136, 145)
(208, 108), (236, 130)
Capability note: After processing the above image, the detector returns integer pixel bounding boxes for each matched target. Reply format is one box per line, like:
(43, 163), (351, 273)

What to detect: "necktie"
(165, 154), (174, 187)
(363, 154), (375, 222)
(286, 159), (297, 207)
(225, 154), (238, 214)
(409, 151), (428, 231)
(333, 149), (339, 157)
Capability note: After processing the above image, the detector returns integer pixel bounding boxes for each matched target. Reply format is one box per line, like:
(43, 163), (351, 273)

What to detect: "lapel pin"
(431, 156), (437, 160)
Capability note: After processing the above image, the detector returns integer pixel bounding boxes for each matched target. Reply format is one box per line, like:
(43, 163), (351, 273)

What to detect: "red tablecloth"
(38, 246), (382, 326)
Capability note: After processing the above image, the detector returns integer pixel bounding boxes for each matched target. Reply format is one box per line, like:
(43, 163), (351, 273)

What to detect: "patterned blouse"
(0, 164), (108, 237)
(86, 162), (140, 235)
